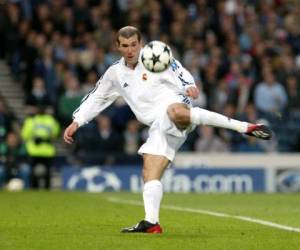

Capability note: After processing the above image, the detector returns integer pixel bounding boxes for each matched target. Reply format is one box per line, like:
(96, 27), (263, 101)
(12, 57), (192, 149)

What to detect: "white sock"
(143, 180), (163, 224)
(190, 107), (248, 133)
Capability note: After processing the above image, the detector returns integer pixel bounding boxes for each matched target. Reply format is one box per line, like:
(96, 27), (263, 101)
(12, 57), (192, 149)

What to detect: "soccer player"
(63, 26), (272, 234)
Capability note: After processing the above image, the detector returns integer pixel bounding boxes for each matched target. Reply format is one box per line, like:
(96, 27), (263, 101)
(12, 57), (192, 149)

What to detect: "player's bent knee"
(167, 106), (177, 121)
(167, 105), (184, 121)
(167, 104), (190, 129)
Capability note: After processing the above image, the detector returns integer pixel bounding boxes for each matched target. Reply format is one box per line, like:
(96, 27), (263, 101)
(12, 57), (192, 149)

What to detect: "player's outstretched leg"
(190, 107), (272, 140)
(245, 123), (272, 140)
(121, 220), (163, 233)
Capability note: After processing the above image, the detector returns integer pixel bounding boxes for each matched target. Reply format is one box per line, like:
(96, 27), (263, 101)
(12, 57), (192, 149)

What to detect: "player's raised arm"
(169, 59), (199, 99)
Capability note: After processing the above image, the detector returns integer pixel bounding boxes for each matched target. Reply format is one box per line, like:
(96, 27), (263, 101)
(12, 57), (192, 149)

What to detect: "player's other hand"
(63, 121), (79, 144)
(185, 86), (199, 99)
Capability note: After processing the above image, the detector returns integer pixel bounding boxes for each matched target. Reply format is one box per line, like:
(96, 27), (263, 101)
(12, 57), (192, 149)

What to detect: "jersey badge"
(142, 73), (148, 81)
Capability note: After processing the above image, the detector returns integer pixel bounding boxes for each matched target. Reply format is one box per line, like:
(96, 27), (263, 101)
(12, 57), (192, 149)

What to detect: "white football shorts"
(138, 111), (195, 161)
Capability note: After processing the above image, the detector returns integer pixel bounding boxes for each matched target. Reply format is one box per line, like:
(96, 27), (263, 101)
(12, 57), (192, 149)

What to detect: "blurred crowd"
(1, 0), (300, 188)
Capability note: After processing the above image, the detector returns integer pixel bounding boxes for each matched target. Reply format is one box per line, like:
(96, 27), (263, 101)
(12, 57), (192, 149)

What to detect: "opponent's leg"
(121, 154), (168, 233)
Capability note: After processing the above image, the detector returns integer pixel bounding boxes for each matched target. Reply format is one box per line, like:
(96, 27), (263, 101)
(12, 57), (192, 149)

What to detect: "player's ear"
(139, 39), (144, 48)
(115, 35), (120, 49)
(116, 41), (121, 51)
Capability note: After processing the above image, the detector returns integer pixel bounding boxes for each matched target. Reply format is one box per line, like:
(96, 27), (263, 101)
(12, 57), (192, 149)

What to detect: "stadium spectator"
(276, 53), (299, 86)
(194, 126), (230, 152)
(21, 106), (60, 189)
(123, 119), (142, 155)
(286, 74), (300, 111)
(58, 71), (84, 126)
(224, 61), (253, 113)
(1, 2), (22, 66)
(210, 78), (229, 113)
(33, 45), (57, 103)
(93, 47), (107, 76)
(25, 77), (52, 115)
(202, 59), (222, 111)
(0, 97), (19, 188)
(0, 131), (30, 188)
(93, 114), (123, 156)
(254, 68), (288, 114)
(0, 97), (18, 159)
(235, 136), (265, 153)
(82, 70), (98, 95)
(74, 114), (123, 165)
(183, 39), (206, 72)
(52, 34), (73, 62)
(110, 97), (136, 132)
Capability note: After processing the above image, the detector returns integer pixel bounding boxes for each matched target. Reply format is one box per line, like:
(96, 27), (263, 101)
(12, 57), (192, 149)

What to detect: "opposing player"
(63, 26), (271, 234)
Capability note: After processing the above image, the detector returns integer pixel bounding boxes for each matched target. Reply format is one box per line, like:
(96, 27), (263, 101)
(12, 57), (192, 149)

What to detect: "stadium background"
(0, 0), (300, 192)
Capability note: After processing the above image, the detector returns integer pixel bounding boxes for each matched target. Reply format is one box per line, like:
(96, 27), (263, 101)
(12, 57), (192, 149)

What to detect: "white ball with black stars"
(141, 41), (173, 73)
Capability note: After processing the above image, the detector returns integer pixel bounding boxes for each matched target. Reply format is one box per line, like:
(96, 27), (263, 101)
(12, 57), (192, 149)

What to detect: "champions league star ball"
(141, 41), (173, 73)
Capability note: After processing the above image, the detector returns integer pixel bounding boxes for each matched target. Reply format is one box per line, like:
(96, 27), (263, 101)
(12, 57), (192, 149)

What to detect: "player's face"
(117, 35), (141, 68)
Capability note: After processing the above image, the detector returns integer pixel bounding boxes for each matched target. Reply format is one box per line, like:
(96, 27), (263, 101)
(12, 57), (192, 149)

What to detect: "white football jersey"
(73, 56), (196, 127)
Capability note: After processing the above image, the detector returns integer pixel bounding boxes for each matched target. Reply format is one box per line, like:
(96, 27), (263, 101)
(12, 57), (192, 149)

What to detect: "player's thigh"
(142, 154), (170, 182)
(138, 110), (191, 162)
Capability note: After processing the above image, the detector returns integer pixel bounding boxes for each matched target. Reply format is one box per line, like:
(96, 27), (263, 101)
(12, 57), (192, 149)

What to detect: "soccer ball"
(6, 178), (24, 191)
(141, 41), (172, 73)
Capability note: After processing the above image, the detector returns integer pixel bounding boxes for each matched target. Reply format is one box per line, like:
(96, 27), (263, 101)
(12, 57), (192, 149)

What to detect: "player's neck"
(125, 61), (138, 70)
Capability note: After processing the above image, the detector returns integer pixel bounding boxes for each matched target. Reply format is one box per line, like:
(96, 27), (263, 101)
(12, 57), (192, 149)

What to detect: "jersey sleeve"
(169, 59), (196, 93)
(72, 67), (120, 127)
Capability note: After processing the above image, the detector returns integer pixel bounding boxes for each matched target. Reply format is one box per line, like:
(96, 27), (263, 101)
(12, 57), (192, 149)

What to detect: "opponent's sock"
(190, 107), (248, 133)
(143, 180), (163, 224)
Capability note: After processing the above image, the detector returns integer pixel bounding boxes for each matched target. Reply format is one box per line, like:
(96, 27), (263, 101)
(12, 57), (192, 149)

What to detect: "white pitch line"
(107, 197), (300, 233)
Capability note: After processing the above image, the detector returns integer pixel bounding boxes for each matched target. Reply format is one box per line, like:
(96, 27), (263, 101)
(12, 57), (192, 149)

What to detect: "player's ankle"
(144, 219), (158, 224)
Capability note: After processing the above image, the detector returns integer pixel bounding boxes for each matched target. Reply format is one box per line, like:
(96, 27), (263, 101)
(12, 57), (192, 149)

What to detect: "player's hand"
(185, 86), (199, 99)
(63, 121), (79, 144)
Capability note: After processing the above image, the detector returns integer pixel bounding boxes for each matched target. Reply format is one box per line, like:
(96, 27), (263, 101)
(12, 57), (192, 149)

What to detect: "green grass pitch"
(0, 191), (300, 250)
